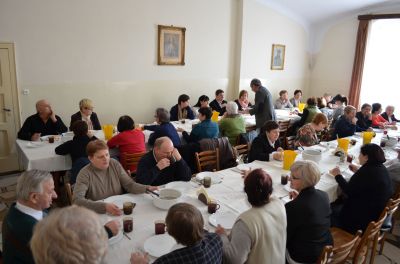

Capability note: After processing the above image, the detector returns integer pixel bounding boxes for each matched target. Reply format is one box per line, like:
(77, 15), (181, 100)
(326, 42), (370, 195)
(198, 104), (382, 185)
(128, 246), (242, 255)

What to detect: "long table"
(100, 131), (399, 263)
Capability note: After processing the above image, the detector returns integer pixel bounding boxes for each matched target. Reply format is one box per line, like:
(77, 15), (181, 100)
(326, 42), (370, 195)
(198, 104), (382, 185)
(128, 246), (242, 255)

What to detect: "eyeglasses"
(290, 175), (301, 180)
(84, 107), (93, 110)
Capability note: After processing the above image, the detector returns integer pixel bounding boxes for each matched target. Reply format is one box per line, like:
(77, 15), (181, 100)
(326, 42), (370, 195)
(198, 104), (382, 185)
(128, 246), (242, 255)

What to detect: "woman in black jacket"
(329, 143), (393, 234)
(285, 160), (333, 263)
(248, 121), (283, 162)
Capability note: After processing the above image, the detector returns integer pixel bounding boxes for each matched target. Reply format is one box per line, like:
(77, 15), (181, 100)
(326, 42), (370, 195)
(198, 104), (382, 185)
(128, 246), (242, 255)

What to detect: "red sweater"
(371, 114), (387, 128)
(107, 129), (146, 172)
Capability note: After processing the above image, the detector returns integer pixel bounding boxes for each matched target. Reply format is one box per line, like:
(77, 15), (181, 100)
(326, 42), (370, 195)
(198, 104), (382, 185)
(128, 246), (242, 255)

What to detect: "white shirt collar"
(267, 137), (275, 148)
(16, 202), (43, 221)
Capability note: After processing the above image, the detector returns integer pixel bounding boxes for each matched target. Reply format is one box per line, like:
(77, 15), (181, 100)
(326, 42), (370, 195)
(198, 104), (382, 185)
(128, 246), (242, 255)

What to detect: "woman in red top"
(107, 115), (145, 172)
(371, 103), (389, 128)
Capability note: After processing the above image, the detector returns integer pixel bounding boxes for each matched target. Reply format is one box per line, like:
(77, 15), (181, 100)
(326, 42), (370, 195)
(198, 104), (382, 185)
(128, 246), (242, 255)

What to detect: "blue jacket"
(170, 104), (195, 121)
(145, 122), (181, 147)
(183, 119), (219, 143)
(333, 116), (356, 138)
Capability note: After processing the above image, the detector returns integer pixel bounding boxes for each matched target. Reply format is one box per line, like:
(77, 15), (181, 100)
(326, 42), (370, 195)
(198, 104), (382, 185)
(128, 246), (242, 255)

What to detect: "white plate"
(108, 230), (123, 245)
(144, 234), (176, 258)
(103, 195), (135, 209)
(195, 172), (222, 184)
(165, 181), (192, 194)
(26, 142), (44, 148)
(236, 164), (253, 171)
(208, 211), (238, 229)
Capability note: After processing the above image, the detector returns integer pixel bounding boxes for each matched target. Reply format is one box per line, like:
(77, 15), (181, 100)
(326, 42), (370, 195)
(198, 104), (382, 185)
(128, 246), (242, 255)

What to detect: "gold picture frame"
(270, 44), (285, 70)
(157, 25), (186, 65)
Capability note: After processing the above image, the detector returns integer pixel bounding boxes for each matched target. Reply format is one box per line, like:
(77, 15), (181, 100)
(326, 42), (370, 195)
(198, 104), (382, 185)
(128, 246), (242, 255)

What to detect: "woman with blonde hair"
(235, 90), (252, 111)
(295, 113), (328, 147)
(285, 161), (333, 263)
(70, 98), (101, 130)
(31, 206), (108, 264)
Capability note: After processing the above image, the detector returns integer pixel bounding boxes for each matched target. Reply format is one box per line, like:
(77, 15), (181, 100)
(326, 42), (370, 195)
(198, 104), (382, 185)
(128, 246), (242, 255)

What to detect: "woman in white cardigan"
(215, 169), (287, 264)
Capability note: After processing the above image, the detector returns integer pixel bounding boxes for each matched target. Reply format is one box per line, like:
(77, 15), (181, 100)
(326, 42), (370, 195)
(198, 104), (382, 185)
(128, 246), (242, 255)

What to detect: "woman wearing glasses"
(285, 160), (333, 264)
(70, 98), (101, 130)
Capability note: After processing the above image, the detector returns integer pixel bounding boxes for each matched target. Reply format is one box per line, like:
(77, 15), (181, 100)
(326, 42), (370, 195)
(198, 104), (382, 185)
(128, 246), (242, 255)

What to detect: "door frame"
(0, 42), (22, 171)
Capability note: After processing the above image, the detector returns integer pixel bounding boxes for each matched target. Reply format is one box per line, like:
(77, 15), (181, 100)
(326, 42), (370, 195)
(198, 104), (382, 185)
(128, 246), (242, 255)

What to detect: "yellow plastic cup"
(362, 131), (374, 145)
(102, 125), (114, 140)
(298, 103), (306, 113)
(337, 138), (350, 153)
(211, 111), (220, 122)
(283, 150), (297, 170)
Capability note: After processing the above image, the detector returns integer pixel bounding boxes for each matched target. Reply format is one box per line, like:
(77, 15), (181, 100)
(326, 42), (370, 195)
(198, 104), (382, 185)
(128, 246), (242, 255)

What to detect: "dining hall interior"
(1, 0), (400, 263)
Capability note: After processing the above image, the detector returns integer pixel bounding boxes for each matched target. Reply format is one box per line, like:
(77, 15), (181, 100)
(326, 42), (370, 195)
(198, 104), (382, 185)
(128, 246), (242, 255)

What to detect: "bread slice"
(197, 187), (212, 205)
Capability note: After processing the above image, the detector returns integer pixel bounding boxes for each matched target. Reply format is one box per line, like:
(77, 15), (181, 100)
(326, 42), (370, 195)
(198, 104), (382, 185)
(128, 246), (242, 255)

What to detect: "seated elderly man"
(136, 137), (192, 186)
(17, 99), (67, 141)
(131, 203), (223, 264)
(2, 170), (119, 264)
(274, 90), (293, 109)
(170, 94), (195, 121)
(73, 140), (158, 215)
(333, 105), (357, 138)
(31, 206), (108, 264)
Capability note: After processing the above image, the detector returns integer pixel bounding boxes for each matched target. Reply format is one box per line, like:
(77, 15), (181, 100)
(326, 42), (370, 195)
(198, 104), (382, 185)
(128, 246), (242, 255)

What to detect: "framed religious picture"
(270, 44), (285, 70)
(157, 25), (186, 65)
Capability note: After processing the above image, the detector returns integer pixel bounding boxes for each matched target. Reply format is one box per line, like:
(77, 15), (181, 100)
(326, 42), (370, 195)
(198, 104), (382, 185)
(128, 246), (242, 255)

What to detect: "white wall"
(0, 0), (239, 124)
(239, 0), (310, 102)
(308, 18), (358, 99)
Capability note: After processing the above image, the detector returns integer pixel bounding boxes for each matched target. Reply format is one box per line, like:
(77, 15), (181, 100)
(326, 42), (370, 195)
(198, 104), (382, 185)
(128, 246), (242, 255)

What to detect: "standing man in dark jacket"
(246, 78), (276, 130)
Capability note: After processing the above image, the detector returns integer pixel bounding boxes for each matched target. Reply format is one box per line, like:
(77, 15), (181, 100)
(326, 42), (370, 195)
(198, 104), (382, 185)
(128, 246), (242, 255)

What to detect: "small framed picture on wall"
(157, 25), (186, 65)
(270, 44), (285, 70)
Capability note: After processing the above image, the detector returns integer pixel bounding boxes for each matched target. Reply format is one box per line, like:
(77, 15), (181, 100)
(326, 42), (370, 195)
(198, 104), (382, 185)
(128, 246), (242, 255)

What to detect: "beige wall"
(0, 0), (311, 126)
(239, 0), (310, 102)
(308, 18), (358, 99)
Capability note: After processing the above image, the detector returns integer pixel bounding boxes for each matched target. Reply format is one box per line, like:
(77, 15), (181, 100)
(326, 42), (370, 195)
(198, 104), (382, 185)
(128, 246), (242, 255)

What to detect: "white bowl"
(302, 149), (322, 163)
(153, 188), (182, 210)
(382, 137), (397, 147)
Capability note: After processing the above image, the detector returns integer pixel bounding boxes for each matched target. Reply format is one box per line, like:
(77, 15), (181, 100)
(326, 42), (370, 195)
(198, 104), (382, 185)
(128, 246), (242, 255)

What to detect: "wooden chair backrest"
(121, 152), (146, 172)
(195, 148), (220, 172)
(234, 144), (249, 156)
(65, 183), (73, 206)
(286, 136), (296, 150)
(317, 230), (362, 264)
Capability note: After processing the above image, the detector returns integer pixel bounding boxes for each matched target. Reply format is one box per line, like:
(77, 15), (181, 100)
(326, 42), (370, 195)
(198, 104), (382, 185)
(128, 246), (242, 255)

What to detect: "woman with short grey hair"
(144, 108), (181, 147)
(31, 205), (108, 264)
(219, 102), (246, 145)
(285, 160), (332, 263)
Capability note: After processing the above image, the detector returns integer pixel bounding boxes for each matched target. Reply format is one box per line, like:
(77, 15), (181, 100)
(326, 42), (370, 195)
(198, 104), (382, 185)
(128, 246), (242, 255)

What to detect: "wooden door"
(0, 43), (20, 173)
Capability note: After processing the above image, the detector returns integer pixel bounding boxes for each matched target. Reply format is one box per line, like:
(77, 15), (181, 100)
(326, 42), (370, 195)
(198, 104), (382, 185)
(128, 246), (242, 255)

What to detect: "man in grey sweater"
(246, 78), (276, 130)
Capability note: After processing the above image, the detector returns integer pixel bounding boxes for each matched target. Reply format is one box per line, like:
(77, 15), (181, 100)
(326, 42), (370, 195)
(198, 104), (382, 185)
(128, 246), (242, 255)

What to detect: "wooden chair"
(195, 148), (220, 172)
(233, 144), (250, 163)
(121, 152), (146, 174)
(373, 195), (400, 260)
(317, 230), (362, 264)
(285, 136), (296, 150)
(65, 183), (73, 206)
(330, 207), (388, 264)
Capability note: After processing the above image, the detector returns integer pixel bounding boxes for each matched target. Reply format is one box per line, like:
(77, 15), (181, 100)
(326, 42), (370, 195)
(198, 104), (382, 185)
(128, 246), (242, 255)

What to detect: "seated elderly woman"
(107, 115), (145, 173)
(274, 90), (293, 109)
(178, 107), (219, 143)
(355, 103), (373, 132)
(248, 121), (283, 163)
(216, 169), (286, 263)
(381, 105), (399, 123)
(170, 94), (195, 121)
(329, 143), (393, 234)
(73, 140), (157, 215)
(289, 89), (302, 107)
(295, 113), (328, 147)
(331, 95), (348, 124)
(371, 103), (389, 128)
(31, 206), (108, 264)
(285, 161), (333, 263)
(297, 97), (321, 128)
(131, 203), (223, 264)
(55, 120), (96, 184)
(70, 98), (101, 130)
(193, 95), (210, 117)
(144, 108), (181, 147)
(235, 90), (252, 111)
(219, 102), (246, 146)
(333, 105), (357, 138)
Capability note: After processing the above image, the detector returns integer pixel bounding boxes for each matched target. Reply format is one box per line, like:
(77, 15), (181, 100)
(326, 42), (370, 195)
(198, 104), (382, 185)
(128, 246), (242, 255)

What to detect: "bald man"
(136, 137), (191, 186)
(17, 99), (67, 141)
